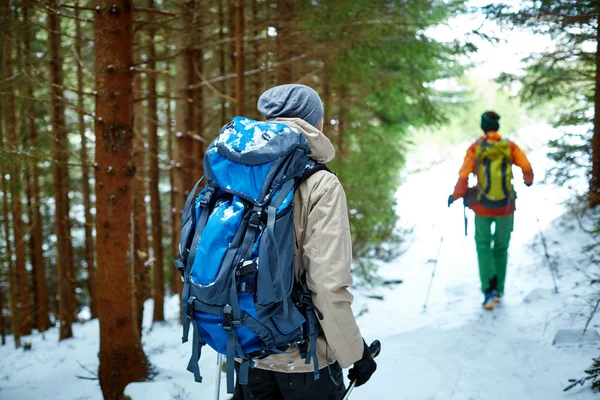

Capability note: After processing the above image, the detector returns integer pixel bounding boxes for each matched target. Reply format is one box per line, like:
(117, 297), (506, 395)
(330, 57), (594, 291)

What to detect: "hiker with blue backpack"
(174, 84), (377, 400)
(448, 111), (534, 310)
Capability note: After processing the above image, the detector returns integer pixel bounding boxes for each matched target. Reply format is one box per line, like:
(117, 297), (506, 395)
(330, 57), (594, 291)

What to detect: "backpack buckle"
(173, 258), (185, 276)
(248, 211), (261, 230)
(186, 297), (197, 320)
(223, 305), (233, 331)
(200, 186), (215, 207)
(236, 260), (258, 277)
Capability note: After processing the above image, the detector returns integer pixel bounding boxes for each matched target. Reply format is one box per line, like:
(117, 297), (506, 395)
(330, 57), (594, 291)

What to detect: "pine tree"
(75, 0), (97, 320)
(485, 1), (600, 208)
(48, 0), (74, 340)
(147, 0), (165, 323)
(94, 1), (148, 398)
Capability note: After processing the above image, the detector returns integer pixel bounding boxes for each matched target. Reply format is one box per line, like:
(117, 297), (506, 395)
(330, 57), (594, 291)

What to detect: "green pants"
(474, 214), (514, 294)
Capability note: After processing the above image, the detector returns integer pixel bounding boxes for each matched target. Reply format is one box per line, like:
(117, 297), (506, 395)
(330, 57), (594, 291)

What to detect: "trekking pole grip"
(343, 340), (381, 400)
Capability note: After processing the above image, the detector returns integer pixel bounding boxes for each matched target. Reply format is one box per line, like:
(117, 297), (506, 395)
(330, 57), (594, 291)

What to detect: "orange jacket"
(452, 132), (534, 217)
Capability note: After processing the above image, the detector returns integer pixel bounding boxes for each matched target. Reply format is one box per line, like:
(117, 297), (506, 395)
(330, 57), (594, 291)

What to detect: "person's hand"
(448, 194), (455, 208)
(348, 341), (377, 387)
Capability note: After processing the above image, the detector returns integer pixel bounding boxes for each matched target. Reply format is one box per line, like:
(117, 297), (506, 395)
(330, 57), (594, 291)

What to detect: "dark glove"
(525, 181), (533, 187)
(448, 194), (455, 207)
(348, 340), (377, 387)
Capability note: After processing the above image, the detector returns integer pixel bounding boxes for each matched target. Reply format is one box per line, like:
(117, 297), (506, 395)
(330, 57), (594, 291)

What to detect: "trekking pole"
(463, 204), (468, 236)
(214, 353), (223, 400)
(422, 232), (444, 312)
(535, 216), (559, 294)
(343, 340), (381, 400)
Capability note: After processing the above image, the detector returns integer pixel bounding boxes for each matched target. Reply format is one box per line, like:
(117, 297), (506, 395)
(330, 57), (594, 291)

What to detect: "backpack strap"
(182, 184), (216, 343)
(296, 161), (332, 189)
(181, 183), (216, 384)
(296, 271), (322, 380)
(267, 179), (296, 317)
(173, 177), (205, 277)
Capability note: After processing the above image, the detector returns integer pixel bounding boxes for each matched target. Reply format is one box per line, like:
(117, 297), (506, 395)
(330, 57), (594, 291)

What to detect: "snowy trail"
(1, 124), (598, 400)
(350, 125), (597, 400)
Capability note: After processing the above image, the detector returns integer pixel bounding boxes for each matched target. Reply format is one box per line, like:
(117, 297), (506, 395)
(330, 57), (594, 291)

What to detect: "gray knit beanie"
(257, 84), (324, 128)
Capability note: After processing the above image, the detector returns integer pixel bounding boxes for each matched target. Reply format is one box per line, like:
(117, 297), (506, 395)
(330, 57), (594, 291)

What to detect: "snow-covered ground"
(1, 124), (598, 400)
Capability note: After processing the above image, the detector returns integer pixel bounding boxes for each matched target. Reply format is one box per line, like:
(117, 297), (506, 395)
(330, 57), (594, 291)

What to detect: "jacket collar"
(269, 117), (336, 164)
(479, 131), (502, 142)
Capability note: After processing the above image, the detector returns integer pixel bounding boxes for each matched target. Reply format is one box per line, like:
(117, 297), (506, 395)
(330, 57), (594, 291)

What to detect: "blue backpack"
(174, 117), (327, 393)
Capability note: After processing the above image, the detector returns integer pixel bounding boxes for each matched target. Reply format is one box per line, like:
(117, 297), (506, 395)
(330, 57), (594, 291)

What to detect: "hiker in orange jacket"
(448, 111), (534, 310)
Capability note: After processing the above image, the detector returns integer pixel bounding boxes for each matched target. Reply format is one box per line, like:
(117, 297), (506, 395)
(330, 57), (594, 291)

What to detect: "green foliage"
(484, 1), (596, 189)
(331, 123), (407, 259)
(300, 0), (472, 268)
(565, 354), (600, 392)
(414, 78), (525, 150)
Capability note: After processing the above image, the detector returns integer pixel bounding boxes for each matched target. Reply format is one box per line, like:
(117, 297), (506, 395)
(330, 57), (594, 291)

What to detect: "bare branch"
(134, 6), (177, 17)
(131, 67), (170, 75)
(0, 72), (23, 86)
(188, 53), (311, 90)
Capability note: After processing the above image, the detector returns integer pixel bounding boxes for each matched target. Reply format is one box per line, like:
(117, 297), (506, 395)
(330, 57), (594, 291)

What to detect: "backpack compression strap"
(296, 161), (332, 189)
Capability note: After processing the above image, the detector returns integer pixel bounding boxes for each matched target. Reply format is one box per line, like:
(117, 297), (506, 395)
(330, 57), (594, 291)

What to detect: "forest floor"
(1, 123), (599, 400)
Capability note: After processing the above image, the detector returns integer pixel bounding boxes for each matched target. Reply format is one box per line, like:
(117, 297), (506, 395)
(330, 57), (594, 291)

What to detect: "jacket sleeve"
(452, 144), (476, 199)
(301, 174), (364, 368)
(510, 142), (534, 185)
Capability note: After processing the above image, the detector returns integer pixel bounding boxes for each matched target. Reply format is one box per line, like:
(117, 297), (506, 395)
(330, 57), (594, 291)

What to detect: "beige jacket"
(251, 118), (364, 373)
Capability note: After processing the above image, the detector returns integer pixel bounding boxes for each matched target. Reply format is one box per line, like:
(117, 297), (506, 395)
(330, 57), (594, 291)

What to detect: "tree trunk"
(48, 0), (73, 341)
(5, 3), (32, 337)
(24, 162), (39, 332)
(276, 0), (294, 84)
(75, 0), (97, 320)
(251, 0), (261, 117)
(218, 0), (227, 126)
(24, 0), (49, 332)
(147, 0), (165, 323)
(94, 2), (148, 398)
(235, 0), (245, 116)
(228, 1), (236, 112)
(193, 25), (205, 180)
(0, 27), (19, 346)
(166, 65), (179, 296)
(174, 0), (198, 319)
(132, 70), (149, 335)
(1, 177), (19, 347)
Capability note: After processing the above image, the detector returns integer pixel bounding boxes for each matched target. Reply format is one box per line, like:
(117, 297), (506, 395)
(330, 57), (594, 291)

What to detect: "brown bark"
(24, 163), (39, 332)
(228, 0), (236, 103)
(5, 2), (32, 336)
(592, 6), (600, 208)
(132, 70), (149, 335)
(25, 1), (49, 332)
(166, 66), (179, 296)
(147, 0), (164, 323)
(174, 0), (198, 314)
(235, 0), (245, 116)
(48, 0), (74, 340)
(94, 2), (148, 398)
(2, 180), (19, 347)
(276, 0), (294, 84)
(251, 0), (261, 116)
(218, 0), (227, 126)
(75, 0), (97, 319)
(0, 25), (19, 346)
(193, 23), (205, 179)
